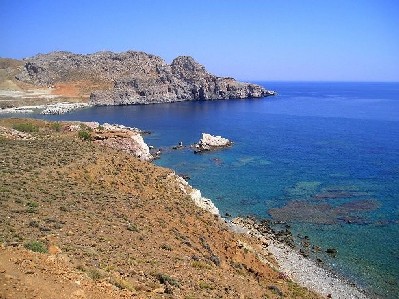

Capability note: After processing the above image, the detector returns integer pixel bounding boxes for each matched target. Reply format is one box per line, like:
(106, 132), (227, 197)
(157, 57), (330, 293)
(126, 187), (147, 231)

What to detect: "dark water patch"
(338, 199), (380, 212)
(268, 199), (380, 225)
(314, 190), (369, 200)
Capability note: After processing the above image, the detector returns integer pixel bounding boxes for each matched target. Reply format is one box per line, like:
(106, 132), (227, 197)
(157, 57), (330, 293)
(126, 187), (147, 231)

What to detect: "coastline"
(229, 218), (369, 299)
(0, 117), (371, 298)
(1, 117), (322, 299)
(168, 169), (369, 298)
(0, 102), (90, 115)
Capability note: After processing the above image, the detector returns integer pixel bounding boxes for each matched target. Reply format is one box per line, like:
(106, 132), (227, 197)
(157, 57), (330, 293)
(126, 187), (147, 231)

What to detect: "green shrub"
(50, 122), (62, 132)
(24, 240), (47, 253)
(87, 268), (103, 280)
(26, 201), (39, 213)
(78, 129), (92, 141)
(12, 123), (39, 133)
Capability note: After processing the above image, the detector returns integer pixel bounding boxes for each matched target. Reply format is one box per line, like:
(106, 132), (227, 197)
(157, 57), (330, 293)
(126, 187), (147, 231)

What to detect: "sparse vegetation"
(78, 129), (91, 141)
(24, 240), (47, 253)
(198, 280), (214, 290)
(126, 223), (139, 232)
(87, 268), (105, 280)
(50, 122), (62, 132)
(12, 122), (38, 133)
(0, 118), (322, 299)
(156, 273), (180, 287)
(26, 201), (39, 213)
(160, 244), (172, 251)
(109, 276), (136, 291)
(191, 261), (211, 269)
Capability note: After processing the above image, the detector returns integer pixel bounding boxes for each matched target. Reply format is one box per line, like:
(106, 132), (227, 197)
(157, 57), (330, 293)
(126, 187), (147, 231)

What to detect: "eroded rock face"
(68, 122), (153, 161)
(16, 51), (275, 105)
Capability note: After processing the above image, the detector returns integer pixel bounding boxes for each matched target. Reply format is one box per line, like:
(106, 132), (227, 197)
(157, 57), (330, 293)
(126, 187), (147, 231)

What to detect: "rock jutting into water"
(194, 133), (232, 153)
(68, 121), (153, 161)
(15, 51), (275, 106)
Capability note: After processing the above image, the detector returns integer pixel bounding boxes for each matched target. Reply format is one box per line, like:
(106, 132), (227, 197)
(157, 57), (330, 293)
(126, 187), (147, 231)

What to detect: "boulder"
(194, 133), (232, 153)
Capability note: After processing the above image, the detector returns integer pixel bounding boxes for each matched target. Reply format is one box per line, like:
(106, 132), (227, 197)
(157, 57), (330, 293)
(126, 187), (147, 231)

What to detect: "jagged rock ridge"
(15, 51), (275, 105)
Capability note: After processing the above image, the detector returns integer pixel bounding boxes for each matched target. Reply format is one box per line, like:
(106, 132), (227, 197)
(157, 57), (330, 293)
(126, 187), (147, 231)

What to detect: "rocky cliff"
(15, 51), (275, 105)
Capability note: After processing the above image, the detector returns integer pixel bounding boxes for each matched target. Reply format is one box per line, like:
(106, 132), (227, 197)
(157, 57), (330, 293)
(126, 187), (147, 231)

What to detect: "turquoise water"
(32, 82), (398, 298)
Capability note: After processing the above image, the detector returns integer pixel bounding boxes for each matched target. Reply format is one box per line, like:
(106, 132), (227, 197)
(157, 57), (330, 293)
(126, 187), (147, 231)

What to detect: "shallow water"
(27, 82), (399, 298)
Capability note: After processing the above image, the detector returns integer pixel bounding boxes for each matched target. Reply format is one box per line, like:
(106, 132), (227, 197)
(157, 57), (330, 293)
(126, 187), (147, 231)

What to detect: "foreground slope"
(0, 118), (317, 299)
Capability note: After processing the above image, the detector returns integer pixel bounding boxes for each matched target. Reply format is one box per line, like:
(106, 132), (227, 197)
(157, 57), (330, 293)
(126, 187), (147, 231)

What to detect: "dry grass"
(0, 118), (321, 299)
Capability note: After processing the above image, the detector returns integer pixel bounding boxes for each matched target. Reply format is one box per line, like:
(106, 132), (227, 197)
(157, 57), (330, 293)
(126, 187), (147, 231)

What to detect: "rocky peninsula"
(10, 51), (275, 106)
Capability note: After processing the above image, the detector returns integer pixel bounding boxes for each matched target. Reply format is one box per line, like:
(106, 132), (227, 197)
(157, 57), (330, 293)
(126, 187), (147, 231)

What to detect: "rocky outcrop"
(167, 172), (220, 215)
(194, 133), (232, 153)
(15, 51), (275, 106)
(68, 122), (153, 161)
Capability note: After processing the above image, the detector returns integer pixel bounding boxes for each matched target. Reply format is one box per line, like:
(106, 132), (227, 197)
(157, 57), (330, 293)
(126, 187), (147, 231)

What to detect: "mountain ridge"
(13, 50), (275, 106)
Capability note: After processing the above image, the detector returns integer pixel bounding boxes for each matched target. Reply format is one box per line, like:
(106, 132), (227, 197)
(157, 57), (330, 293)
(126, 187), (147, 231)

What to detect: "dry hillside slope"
(0, 118), (319, 299)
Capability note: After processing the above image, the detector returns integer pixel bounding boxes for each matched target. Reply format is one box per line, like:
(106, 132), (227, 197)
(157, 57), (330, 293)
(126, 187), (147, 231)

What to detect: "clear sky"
(1, 0), (398, 81)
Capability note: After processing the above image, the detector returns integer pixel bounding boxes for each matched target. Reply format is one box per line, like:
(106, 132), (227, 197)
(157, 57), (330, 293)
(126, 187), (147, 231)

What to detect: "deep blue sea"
(25, 82), (399, 298)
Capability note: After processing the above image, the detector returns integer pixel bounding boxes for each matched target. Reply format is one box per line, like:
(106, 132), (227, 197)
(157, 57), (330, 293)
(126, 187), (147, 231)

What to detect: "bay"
(32, 82), (399, 298)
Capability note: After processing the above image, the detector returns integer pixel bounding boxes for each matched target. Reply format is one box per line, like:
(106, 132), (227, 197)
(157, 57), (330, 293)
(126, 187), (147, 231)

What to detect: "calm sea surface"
(30, 82), (399, 298)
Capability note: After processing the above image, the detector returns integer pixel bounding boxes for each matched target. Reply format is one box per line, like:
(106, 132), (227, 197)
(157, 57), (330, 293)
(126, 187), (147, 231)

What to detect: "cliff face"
(15, 51), (275, 106)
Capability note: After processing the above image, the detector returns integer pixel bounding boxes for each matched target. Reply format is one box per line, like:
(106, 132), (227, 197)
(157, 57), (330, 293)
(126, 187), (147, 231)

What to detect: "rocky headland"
(8, 51), (275, 107)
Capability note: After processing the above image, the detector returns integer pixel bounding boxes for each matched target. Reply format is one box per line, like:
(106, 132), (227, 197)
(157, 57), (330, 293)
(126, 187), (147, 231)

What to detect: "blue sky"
(1, 0), (398, 81)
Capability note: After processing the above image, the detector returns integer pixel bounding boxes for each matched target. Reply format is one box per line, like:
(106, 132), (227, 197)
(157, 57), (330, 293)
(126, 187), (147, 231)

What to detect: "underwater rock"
(268, 199), (380, 225)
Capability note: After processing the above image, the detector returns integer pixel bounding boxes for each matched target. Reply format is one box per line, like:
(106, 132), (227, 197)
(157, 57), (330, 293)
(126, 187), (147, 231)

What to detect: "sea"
(20, 82), (399, 298)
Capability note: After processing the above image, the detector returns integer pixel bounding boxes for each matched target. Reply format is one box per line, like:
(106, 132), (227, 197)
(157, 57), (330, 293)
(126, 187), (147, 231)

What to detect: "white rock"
(199, 133), (231, 148)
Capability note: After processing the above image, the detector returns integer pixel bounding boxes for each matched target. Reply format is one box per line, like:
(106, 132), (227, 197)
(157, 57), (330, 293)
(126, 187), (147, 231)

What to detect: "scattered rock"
(326, 248), (338, 257)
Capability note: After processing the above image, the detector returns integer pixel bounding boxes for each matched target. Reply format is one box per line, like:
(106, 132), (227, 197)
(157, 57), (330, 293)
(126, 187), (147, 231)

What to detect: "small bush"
(26, 201), (39, 213)
(24, 240), (47, 253)
(191, 261), (211, 269)
(127, 223), (139, 232)
(156, 273), (179, 287)
(78, 129), (92, 141)
(50, 122), (62, 132)
(198, 281), (214, 290)
(160, 244), (172, 251)
(13, 123), (39, 133)
(87, 268), (104, 280)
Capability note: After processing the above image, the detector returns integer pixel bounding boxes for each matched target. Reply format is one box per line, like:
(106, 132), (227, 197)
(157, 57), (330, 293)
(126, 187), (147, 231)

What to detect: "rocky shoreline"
(172, 178), (369, 298)
(0, 118), (370, 298)
(229, 217), (369, 299)
(0, 102), (90, 115)
(144, 133), (369, 298)
(137, 131), (369, 298)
